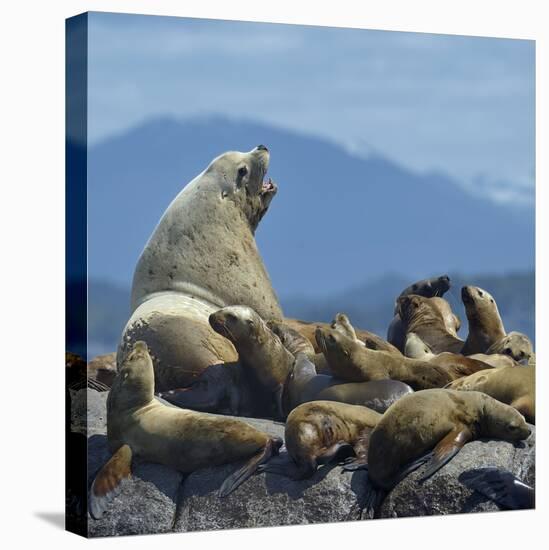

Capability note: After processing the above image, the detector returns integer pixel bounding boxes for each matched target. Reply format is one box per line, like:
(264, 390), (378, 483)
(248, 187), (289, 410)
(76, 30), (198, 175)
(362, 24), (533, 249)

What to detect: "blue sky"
(87, 11), (535, 205)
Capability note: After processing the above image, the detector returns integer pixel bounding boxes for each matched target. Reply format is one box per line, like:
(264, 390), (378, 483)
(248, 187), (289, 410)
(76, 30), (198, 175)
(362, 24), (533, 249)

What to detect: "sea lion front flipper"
(459, 468), (535, 510)
(418, 426), (473, 482)
(218, 437), (283, 497)
(89, 444), (132, 519)
(274, 384), (285, 419)
(258, 450), (316, 480)
(341, 427), (373, 471)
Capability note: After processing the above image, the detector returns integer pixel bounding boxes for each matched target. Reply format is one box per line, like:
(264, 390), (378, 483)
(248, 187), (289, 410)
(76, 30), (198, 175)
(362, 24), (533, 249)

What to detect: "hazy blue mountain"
(87, 116), (534, 297)
(87, 271), (534, 358)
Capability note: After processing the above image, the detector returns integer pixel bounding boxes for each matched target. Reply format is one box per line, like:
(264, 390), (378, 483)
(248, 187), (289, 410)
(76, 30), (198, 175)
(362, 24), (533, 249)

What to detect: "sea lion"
(315, 327), (453, 389)
(361, 389), (530, 498)
(157, 362), (271, 418)
(486, 331), (535, 365)
(267, 320), (316, 358)
(405, 332), (516, 369)
(118, 146), (282, 391)
(461, 286), (506, 354)
(388, 275), (455, 351)
(261, 400), (381, 479)
(284, 352), (413, 414)
(209, 306), (294, 419)
(459, 468), (535, 510)
(89, 341), (282, 519)
(395, 294), (464, 354)
(445, 365), (535, 423)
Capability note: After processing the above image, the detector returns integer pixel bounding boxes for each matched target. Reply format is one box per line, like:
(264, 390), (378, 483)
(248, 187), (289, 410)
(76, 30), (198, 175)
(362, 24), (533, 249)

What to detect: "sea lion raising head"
(461, 286), (506, 355)
(486, 331), (534, 365)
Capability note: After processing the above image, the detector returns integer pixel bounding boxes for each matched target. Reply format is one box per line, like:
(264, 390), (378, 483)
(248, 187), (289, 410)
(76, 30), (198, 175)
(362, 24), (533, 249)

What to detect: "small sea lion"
(209, 306), (294, 419)
(261, 400), (381, 479)
(363, 389), (530, 494)
(90, 341), (282, 519)
(486, 331), (535, 365)
(396, 294), (464, 354)
(316, 327), (453, 389)
(405, 332), (516, 369)
(284, 352), (413, 414)
(445, 365), (535, 423)
(459, 468), (534, 510)
(388, 275), (455, 350)
(157, 362), (271, 418)
(267, 320), (316, 358)
(461, 286), (506, 354)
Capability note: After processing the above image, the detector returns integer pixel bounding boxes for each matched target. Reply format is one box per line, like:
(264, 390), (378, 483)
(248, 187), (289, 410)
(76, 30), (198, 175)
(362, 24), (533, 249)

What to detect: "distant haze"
(86, 12), (535, 206)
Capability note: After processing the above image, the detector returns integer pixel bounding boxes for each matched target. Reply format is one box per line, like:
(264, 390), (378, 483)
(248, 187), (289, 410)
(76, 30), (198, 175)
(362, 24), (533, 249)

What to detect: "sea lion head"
(488, 331), (534, 364)
(404, 332), (433, 359)
(396, 295), (438, 325)
(331, 313), (357, 340)
(112, 340), (155, 410)
(461, 286), (501, 322)
(480, 393), (531, 441)
(209, 305), (268, 347)
(315, 326), (358, 360)
(208, 145), (277, 232)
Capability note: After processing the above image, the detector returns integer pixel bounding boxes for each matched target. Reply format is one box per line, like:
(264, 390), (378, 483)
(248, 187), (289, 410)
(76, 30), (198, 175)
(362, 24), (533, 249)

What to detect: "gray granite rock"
(70, 388), (108, 436)
(378, 425), (535, 518)
(174, 462), (370, 532)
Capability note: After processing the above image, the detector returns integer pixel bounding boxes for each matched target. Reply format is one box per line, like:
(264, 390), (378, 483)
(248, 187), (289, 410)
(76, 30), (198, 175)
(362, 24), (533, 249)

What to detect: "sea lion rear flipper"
(89, 444), (132, 519)
(459, 468), (535, 510)
(418, 426), (473, 482)
(218, 437), (283, 497)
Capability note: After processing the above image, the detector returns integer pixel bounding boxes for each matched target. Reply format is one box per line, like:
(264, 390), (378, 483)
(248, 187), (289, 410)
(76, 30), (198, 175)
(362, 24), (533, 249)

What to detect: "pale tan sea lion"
(486, 331), (535, 365)
(446, 365), (535, 423)
(118, 146), (282, 391)
(365, 389), (530, 493)
(261, 400), (381, 479)
(461, 285), (506, 355)
(315, 327), (453, 389)
(89, 341), (282, 519)
(396, 294), (464, 354)
(209, 306), (294, 419)
(405, 331), (516, 368)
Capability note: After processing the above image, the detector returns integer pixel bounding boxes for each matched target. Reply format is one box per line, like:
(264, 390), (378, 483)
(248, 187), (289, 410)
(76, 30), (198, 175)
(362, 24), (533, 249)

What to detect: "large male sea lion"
(261, 401), (381, 479)
(355, 389), (530, 513)
(89, 342), (282, 519)
(461, 286), (506, 355)
(446, 365), (535, 423)
(118, 146), (282, 391)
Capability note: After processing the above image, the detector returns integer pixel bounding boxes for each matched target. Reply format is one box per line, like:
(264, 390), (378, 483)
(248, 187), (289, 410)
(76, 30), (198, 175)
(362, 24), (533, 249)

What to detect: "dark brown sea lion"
(446, 365), (535, 423)
(267, 320), (316, 358)
(315, 327), (453, 389)
(261, 400), (381, 479)
(396, 294), (464, 354)
(461, 286), (506, 354)
(89, 341), (282, 519)
(360, 389), (530, 507)
(209, 306), (294, 419)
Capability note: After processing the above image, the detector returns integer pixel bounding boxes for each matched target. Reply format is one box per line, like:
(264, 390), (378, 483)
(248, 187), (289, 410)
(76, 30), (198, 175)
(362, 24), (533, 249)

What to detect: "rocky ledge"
(75, 389), (535, 537)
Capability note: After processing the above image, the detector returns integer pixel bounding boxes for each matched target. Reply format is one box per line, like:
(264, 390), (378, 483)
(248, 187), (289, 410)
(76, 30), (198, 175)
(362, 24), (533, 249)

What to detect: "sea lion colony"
(88, 147), (535, 519)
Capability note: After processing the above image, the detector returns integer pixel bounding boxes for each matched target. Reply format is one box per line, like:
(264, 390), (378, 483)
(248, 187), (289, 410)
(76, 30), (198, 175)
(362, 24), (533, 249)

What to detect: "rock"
(379, 426), (536, 518)
(70, 388), (108, 436)
(175, 463), (370, 532)
(88, 352), (117, 387)
(87, 433), (184, 537)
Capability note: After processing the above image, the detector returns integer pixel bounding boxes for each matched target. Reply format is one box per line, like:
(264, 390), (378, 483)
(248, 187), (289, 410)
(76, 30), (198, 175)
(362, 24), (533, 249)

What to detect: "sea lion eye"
(237, 166), (248, 178)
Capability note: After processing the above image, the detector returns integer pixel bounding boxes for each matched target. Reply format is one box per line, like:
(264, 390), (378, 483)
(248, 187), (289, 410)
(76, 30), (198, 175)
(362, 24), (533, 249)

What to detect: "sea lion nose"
(256, 144), (268, 152)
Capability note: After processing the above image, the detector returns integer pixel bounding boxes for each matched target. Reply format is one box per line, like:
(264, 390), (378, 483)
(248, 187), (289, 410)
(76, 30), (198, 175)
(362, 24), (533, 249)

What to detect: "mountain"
(87, 271), (534, 358)
(86, 116), (534, 297)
